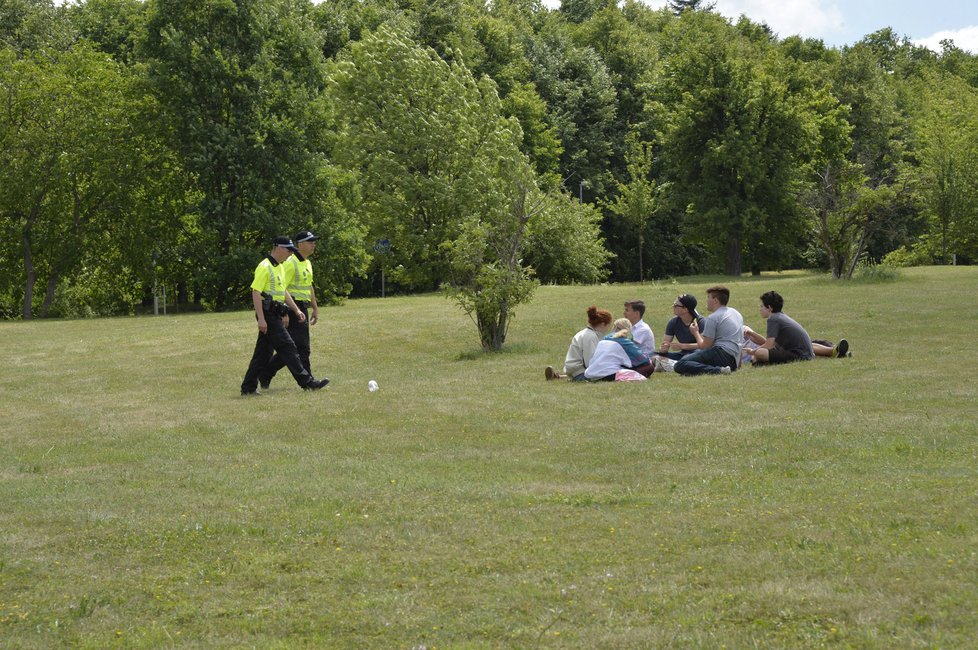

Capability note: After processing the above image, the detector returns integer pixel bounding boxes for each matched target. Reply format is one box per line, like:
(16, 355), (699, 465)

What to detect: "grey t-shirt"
(702, 306), (744, 358)
(766, 312), (815, 359)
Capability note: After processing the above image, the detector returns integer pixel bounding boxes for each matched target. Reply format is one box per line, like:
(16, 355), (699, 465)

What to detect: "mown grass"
(1, 266), (977, 648)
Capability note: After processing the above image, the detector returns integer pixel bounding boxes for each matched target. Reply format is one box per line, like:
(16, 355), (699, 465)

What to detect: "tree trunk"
(478, 305), (508, 352)
(637, 233), (644, 283)
(22, 232), (36, 321)
(844, 232), (867, 280)
(40, 271), (60, 318)
(724, 229), (742, 276)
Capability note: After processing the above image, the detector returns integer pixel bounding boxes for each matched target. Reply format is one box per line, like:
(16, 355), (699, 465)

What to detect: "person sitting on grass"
(742, 291), (815, 365)
(674, 285), (744, 376)
(546, 306), (614, 381)
(743, 291), (851, 363)
(623, 300), (656, 357)
(584, 318), (655, 381)
(658, 293), (706, 361)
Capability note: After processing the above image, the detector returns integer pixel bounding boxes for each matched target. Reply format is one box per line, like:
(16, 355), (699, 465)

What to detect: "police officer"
(259, 230), (323, 388)
(240, 236), (329, 395)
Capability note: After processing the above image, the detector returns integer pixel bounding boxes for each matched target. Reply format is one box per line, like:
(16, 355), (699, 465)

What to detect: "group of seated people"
(545, 286), (851, 382)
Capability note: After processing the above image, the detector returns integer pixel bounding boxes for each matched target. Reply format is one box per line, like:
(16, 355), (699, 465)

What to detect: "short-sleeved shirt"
(284, 254), (314, 301)
(766, 312), (814, 360)
(702, 306), (744, 358)
(250, 256), (285, 300)
(664, 315), (706, 348)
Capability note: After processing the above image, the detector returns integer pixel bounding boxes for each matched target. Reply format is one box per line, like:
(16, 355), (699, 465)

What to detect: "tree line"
(3, 0), (977, 327)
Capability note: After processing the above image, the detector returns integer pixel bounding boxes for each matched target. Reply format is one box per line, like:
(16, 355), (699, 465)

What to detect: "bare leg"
(812, 343), (834, 357)
(813, 339), (849, 358)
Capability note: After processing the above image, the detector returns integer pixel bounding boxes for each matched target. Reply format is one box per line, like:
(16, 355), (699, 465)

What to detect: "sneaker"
(833, 339), (849, 359)
(303, 377), (330, 391)
(241, 389), (261, 396)
(545, 366), (557, 381)
(259, 377), (271, 390)
(719, 366), (732, 375)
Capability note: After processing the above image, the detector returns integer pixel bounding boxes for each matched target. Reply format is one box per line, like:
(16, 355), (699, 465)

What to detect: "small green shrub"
(883, 245), (934, 268)
(851, 261), (902, 283)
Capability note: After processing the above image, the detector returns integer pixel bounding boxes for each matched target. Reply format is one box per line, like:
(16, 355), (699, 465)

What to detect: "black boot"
(303, 377), (330, 391)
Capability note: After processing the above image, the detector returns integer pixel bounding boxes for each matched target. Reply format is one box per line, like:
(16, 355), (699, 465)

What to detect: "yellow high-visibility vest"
(250, 257), (286, 301)
(284, 254), (314, 301)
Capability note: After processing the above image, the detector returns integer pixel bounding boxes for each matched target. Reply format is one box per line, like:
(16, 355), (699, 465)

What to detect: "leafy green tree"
(572, 1), (662, 172)
(522, 191), (611, 284)
(0, 0), (75, 53)
(526, 22), (618, 200)
(329, 26), (538, 347)
(834, 36), (908, 187)
(559, 0), (612, 25)
(647, 11), (818, 275)
(328, 26), (601, 348)
(667, 0), (715, 16)
(66, 0), (146, 64)
(444, 157), (542, 352)
(910, 70), (978, 263)
(602, 131), (655, 281)
(500, 82), (564, 185)
(327, 26), (486, 290)
(802, 32), (926, 277)
(142, 0), (353, 309)
(0, 43), (156, 318)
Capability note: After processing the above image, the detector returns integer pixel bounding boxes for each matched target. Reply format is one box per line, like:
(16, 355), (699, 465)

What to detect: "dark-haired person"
(624, 300), (655, 357)
(674, 285), (743, 376)
(658, 293), (706, 361)
(240, 237), (330, 395)
(744, 292), (851, 361)
(546, 306), (614, 381)
(742, 291), (815, 365)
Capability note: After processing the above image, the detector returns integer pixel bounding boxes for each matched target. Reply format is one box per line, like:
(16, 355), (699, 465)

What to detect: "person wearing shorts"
(743, 291), (814, 365)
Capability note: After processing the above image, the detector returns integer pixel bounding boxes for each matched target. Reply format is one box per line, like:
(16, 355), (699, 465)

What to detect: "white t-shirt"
(631, 319), (655, 357)
(584, 340), (631, 380)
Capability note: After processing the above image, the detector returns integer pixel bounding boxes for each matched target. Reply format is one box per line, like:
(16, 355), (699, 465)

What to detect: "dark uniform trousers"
(241, 308), (312, 392)
(261, 300), (311, 383)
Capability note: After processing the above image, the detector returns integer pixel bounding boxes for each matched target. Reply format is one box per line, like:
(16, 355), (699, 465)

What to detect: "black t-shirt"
(665, 315), (705, 345)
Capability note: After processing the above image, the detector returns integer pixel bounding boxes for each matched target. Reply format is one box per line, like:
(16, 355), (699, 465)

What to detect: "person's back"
(584, 339), (632, 381)
(564, 326), (602, 378)
(584, 318), (654, 381)
(547, 306), (613, 381)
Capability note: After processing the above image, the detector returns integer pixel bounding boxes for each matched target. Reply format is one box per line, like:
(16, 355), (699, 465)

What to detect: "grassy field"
(2, 266), (977, 648)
